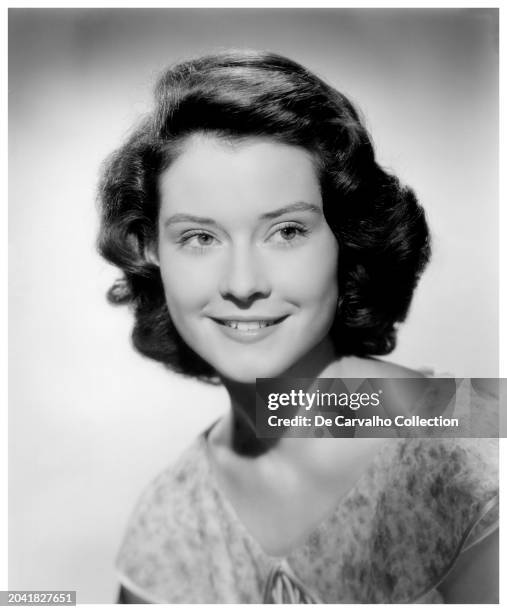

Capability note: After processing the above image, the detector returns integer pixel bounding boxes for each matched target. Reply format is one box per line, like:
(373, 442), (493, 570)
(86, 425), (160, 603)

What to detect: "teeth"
(224, 321), (273, 330)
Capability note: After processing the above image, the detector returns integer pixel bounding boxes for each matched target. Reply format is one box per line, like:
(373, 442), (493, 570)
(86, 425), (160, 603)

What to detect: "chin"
(216, 360), (290, 384)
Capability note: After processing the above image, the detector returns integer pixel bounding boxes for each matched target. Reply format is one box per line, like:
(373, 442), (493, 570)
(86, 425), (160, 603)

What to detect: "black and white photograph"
(7, 7), (500, 605)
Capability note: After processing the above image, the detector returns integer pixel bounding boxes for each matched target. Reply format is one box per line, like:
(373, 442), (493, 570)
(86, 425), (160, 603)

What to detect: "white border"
(3, 2), (504, 608)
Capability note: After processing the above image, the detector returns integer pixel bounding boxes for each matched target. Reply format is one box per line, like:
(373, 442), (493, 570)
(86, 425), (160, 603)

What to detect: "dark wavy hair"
(97, 49), (431, 381)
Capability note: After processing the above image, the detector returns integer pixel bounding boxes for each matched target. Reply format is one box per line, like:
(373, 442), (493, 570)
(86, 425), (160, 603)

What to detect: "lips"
(211, 316), (287, 330)
(208, 315), (288, 342)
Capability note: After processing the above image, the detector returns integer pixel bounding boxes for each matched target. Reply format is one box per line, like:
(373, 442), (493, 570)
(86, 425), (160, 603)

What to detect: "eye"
(269, 222), (309, 245)
(178, 231), (220, 250)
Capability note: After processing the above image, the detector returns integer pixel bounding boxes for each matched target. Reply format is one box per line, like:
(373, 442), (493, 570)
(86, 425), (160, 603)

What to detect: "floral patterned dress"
(116, 429), (498, 604)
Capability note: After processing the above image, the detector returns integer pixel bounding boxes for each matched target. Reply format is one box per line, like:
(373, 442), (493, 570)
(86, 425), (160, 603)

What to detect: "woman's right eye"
(178, 231), (219, 250)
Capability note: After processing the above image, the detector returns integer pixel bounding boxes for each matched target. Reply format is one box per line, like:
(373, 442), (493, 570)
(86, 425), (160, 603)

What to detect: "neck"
(214, 338), (339, 456)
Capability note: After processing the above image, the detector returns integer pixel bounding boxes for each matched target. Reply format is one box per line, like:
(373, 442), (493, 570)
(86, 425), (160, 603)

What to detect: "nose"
(219, 243), (271, 305)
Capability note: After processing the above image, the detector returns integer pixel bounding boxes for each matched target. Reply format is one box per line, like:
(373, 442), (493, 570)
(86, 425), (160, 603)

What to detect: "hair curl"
(97, 49), (431, 381)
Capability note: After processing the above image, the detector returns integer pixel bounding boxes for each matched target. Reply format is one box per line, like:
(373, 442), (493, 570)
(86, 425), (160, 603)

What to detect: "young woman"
(98, 50), (498, 604)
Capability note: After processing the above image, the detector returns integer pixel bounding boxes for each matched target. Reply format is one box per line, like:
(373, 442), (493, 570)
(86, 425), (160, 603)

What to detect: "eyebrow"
(163, 202), (322, 227)
(260, 202), (322, 220)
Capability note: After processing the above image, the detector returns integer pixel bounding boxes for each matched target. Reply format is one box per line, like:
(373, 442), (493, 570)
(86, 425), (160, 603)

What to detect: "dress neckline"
(199, 424), (394, 564)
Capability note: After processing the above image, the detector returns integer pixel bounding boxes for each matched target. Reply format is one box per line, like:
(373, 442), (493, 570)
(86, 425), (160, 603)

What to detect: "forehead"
(158, 134), (322, 218)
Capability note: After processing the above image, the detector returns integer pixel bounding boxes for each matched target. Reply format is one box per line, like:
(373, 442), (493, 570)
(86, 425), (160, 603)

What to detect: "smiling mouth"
(211, 316), (287, 331)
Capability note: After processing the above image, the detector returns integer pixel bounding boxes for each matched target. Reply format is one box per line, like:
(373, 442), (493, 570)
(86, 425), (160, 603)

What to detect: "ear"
(144, 242), (160, 266)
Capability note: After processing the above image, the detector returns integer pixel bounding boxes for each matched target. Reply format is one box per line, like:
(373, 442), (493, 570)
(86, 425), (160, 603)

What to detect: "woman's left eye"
(269, 223), (309, 245)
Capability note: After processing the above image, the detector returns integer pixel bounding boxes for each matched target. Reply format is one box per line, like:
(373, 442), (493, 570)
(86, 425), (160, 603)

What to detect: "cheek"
(271, 236), (339, 305)
(159, 257), (215, 313)
(307, 250), (338, 299)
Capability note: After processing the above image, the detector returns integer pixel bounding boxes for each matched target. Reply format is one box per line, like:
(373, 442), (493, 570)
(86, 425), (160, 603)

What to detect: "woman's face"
(157, 134), (339, 383)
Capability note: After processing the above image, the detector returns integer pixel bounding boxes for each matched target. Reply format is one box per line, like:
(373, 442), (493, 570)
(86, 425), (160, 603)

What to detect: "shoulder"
(115, 435), (216, 603)
(386, 438), (498, 531)
(373, 438), (498, 602)
(122, 437), (207, 531)
(335, 356), (424, 378)
(390, 438), (498, 504)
